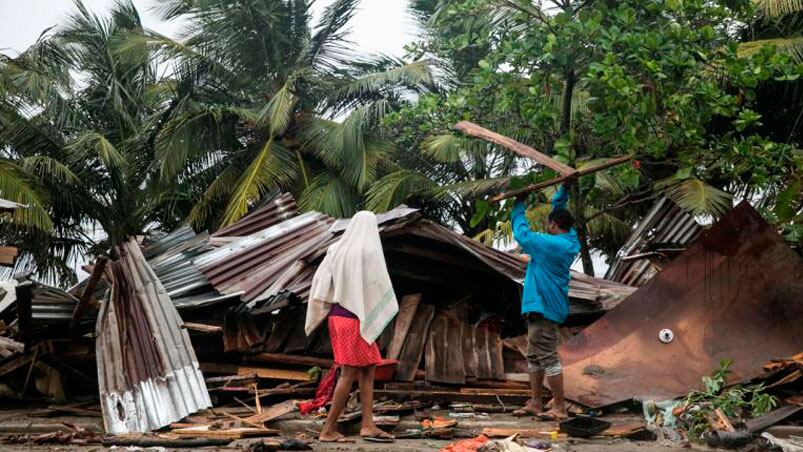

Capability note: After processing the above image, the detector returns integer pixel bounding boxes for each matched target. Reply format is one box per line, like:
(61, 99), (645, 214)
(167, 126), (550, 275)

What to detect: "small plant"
(678, 359), (779, 439)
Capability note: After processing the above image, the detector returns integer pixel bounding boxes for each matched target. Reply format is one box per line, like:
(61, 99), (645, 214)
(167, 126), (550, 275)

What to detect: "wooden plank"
(488, 329), (505, 380)
(454, 121), (577, 176)
(70, 257), (108, 333)
(0, 354), (32, 377)
(375, 389), (530, 405)
(475, 327), (492, 379)
(0, 246), (18, 266)
(244, 400), (297, 425)
(0, 336), (24, 353)
(425, 314), (465, 384)
(746, 405), (803, 433)
(246, 353), (333, 368)
(462, 323), (478, 379)
(482, 428), (566, 439)
(490, 155), (631, 203)
(182, 322), (223, 334)
(200, 363), (312, 382)
(387, 294), (421, 360)
(171, 425), (279, 439)
(395, 304), (435, 381)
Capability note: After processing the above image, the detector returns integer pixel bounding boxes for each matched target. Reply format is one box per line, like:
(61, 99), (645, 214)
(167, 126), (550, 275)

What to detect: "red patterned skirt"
(328, 316), (382, 367)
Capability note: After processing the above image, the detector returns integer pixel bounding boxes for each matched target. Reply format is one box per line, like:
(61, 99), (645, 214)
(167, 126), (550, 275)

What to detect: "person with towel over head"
(305, 210), (398, 443)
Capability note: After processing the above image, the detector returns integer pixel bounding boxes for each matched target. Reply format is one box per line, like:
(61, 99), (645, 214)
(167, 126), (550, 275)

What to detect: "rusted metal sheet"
(605, 197), (703, 287)
(561, 202), (803, 408)
(97, 239), (211, 433)
(211, 192), (298, 237)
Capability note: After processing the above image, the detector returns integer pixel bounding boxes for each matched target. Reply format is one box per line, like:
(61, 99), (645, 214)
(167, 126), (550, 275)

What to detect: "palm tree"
(145, 0), (435, 225)
(0, 0), (174, 283)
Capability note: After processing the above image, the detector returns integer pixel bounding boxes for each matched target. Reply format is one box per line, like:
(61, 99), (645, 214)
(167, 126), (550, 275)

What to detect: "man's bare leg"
(543, 373), (568, 419)
(319, 367), (357, 441)
(514, 369), (545, 416)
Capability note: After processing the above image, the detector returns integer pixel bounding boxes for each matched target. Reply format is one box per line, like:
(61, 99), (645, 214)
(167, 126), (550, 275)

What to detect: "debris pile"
(0, 194), (800, 449)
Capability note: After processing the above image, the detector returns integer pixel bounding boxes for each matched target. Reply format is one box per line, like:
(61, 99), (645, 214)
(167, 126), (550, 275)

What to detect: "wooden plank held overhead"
(489, 155), (632, 203)
(454, 121), (578, 176)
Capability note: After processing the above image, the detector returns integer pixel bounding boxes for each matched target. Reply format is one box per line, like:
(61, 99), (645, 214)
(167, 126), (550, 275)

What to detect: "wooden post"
(70, 257), (108, 333)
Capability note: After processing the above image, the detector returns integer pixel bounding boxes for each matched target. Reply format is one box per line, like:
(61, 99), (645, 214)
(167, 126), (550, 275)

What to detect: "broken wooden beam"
(182, 322), (223, 334)
(374, 389), (529, 405)
(245, 352), (333, 368)
(199, 363), (313, 382)
(455, 121), (578, 176)
(489, 155), (632, 203)
(70, 257), (108, 333)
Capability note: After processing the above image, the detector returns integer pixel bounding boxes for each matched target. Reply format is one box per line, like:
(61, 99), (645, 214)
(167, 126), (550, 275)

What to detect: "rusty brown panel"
(560, 202), (803, 408)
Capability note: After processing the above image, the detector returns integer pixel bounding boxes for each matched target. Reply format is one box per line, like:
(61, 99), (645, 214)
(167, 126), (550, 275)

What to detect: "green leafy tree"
(0, 1), (174, 283)
(380, 0), (802, 274)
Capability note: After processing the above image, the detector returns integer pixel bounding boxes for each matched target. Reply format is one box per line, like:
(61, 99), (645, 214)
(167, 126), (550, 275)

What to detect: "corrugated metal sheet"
(0, 198), (24, 211)
(605, 197), (704, 286)
(211, 192), (298, 237)
(143, 195), (634, 315)
(561, 202), (803, 408)
(96, 239), (211, 433)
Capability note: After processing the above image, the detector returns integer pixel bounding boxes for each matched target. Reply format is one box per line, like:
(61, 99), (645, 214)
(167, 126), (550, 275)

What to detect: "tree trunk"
(570, 182), (595, 276)
(560, 69), (594, 276)
(559, 69), (575, 137)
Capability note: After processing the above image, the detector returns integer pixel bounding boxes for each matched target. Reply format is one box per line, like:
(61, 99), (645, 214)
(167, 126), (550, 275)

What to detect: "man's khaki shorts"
(525, 313), (562, 376)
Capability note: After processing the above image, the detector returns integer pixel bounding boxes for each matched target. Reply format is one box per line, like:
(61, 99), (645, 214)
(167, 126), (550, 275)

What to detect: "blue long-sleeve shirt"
(511, 185), (580, 324)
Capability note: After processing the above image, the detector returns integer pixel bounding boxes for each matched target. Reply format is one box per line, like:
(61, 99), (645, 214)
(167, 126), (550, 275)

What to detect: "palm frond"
(754, 0), (803, 18)
(187, 165), (240, 229)
(0, 160), (53, 231)
(304, 0), (358, 72)
(422, 134), (467, 163)
(326, 59), (435, 111)
(365, 170), (436, 212)
(20, 156), (79, 185)
(261, 78), (298, 137)
(662, 178), (733, 217)
(298, 170), (362, 217)
(67, 131), (127, 170)
(221, 140), (297, 226)
(738, 37), (803, 63)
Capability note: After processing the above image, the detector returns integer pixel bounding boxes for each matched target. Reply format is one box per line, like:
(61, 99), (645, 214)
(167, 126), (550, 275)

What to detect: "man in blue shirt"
(510, 184), (580, 420)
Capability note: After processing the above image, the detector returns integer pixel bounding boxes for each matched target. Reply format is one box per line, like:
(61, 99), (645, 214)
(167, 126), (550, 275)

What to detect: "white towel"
(305, 211), (398, 343)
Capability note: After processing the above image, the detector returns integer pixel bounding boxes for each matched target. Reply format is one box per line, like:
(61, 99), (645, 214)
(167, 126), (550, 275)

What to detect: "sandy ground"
(0, 407), (710, 451)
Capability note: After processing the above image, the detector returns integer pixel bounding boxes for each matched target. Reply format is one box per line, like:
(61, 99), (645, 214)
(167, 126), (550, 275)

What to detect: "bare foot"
(320, 431), (354, 442)
(538, 406), (568, 421)
(513, 400), (543, 417)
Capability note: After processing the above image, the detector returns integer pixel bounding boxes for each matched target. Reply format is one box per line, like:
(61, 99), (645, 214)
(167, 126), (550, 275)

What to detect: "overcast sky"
(0, 0), (419, 57)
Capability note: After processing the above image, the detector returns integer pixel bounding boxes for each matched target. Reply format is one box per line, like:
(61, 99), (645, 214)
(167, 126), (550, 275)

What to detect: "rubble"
(0, 193), (800, 449)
